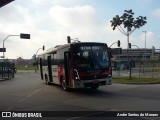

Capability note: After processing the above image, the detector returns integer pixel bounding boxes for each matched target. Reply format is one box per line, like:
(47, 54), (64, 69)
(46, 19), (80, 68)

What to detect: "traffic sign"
(0, 48), (6, 52)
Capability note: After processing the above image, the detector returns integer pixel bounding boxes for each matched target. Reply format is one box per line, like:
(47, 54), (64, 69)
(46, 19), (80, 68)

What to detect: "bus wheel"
(45, 74), (50, 85)
(91, 85), (99, 89)
(61, 78), (68, 91)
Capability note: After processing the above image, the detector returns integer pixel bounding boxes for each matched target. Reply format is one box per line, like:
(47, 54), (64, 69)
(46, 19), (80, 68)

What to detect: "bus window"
(74, 46), (110, 72)
(93, 51), (110, 70)
(74, 51), (91, 68)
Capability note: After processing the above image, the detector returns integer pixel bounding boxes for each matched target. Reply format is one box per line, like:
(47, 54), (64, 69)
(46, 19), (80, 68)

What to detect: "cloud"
(0, 4), (34, 34)
(48, 5), (127, 48)
(3, 1), (157, 59)
(48, 5), (96, 37)
(31, 0), (84, 5)
(1, 3), (111, 59)
(49, 5), (95, 25)
(137, 31), (159, 48)
(135, 0), (153, 5)
(141, 0), (153, 4)
(152, 8), (160, 20)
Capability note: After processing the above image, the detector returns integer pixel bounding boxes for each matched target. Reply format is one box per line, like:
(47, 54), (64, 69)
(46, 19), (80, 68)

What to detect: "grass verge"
(112, 77), (160, 84)
(16, 66), (38, 71)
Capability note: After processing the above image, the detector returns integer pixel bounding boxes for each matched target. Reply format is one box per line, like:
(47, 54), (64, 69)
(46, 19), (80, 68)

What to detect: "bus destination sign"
(80, 46), (103, 50)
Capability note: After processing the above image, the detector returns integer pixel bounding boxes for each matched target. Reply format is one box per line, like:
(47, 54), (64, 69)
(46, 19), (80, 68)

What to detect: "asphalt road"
(0, 71), (160, 120)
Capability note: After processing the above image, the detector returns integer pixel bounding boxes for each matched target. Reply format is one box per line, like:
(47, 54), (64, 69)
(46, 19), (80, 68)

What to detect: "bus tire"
(61, 77), (68, 91)
(45, 74), (50, 85)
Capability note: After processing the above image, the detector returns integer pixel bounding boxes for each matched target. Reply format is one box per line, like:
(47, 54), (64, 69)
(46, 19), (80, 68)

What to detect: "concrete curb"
(113, 82), (160, 85)
(0, 78), (12, 81)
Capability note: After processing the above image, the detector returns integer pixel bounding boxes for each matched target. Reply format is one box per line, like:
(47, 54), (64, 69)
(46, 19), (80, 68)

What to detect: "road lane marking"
(5, 106), (14, 111)
(5, 87), (43, 111)
(19, 98), (25, 103)
(27, 87), (42, 98)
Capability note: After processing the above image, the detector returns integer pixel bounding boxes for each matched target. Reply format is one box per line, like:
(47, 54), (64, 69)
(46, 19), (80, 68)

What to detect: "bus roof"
(38, 42), (108, 56)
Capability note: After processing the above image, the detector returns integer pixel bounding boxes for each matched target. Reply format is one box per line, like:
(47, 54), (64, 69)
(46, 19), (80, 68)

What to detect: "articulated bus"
(38, 42), (112, 90)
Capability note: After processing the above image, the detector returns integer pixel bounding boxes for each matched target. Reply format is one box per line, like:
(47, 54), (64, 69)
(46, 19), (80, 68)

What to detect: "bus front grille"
(81, 75), (107, 80)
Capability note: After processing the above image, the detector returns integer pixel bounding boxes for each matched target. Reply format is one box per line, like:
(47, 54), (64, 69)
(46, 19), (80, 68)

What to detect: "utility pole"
(2, 33), (30, 59)
(143, 31), (147, 67)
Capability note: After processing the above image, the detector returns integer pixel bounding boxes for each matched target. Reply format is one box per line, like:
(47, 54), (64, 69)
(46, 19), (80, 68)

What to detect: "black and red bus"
(38, 42), (112, 90)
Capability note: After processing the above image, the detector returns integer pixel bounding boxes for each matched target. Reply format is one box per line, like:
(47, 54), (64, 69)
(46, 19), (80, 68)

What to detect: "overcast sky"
(0, 0), (160, 59)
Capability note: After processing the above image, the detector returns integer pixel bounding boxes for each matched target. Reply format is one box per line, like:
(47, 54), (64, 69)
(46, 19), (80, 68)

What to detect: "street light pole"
(142, 31), (147, 67)
(35, 46), (45, 57)
(2, 33), (30, 59)
(3, 35), (19, 59)
(109, 40), (121, 48)
(71, 38), (80, 42)
(35, 46), (45, 73)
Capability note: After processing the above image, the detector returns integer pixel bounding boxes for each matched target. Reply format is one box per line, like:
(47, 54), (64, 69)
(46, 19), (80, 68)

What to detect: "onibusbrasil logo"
(1, 112), (42, 118)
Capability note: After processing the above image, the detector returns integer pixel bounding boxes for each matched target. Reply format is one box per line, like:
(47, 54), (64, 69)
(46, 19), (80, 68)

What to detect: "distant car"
(112, 60), (135, 70)
(120, 63), (129, 70)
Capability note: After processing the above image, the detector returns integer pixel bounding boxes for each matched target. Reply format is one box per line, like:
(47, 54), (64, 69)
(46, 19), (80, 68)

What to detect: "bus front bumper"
(74, 76), (112, 88)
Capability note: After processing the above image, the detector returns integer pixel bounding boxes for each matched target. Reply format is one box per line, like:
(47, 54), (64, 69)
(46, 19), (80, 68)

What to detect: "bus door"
(40, 58), (43, 80)
(64, 51), (70, 86)
(47, 56), (53, 82)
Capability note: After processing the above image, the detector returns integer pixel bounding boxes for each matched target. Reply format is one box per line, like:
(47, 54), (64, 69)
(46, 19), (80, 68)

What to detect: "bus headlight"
(74, 69), (80, 80)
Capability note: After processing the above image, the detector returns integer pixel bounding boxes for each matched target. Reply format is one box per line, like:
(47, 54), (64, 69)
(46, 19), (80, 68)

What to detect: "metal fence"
(112, 59), (160, 79)
(0, 62), (15, 79)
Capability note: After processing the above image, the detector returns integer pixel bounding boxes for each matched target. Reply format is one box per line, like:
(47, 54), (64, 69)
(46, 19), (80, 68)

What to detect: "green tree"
(110, 9), (147, 79)
(110, 9), (147, 48)
(31, 54), (39, 67)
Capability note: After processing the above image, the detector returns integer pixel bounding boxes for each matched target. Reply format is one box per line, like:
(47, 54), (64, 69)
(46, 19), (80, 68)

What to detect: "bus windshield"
(74, 45), (110, 72)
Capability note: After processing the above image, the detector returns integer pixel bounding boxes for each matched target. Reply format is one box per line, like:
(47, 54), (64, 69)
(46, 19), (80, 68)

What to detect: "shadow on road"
(47, 83), (115, 98)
